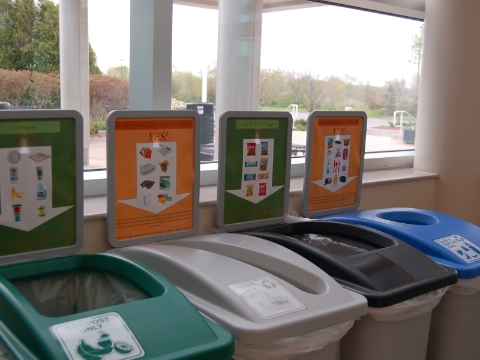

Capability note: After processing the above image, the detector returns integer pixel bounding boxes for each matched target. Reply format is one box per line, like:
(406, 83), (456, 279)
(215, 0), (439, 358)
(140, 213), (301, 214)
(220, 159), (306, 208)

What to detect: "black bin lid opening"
(239, 220), (458, 307)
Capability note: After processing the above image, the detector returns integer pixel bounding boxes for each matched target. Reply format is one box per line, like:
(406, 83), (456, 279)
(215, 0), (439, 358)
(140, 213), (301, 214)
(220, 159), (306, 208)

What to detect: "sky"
(87, 1), (422, 87)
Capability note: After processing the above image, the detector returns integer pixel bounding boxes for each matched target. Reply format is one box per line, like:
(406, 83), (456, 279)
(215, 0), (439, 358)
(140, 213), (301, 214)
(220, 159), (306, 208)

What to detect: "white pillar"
(129, 0), (172, 110)
(59, 0), (90, 165)
(414, 0), (480, 223)
(215, 0), (262, 157)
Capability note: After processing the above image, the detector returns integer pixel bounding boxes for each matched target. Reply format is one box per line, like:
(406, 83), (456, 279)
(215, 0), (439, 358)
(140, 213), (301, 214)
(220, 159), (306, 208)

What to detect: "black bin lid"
(239, 220), (457, 307)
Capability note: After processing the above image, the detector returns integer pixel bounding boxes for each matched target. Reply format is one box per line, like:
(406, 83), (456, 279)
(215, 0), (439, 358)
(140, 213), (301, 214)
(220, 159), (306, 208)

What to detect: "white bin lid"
(111, 234), (367, 344)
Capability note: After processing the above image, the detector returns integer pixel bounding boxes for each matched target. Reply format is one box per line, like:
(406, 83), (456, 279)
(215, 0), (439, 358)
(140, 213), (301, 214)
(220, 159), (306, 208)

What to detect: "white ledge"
(84, 167), (437, 220)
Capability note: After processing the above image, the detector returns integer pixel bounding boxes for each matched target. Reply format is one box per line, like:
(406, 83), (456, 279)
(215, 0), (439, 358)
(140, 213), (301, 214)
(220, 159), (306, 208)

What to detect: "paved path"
(86, 127), (413, 169)
(85, 115), (413, 169)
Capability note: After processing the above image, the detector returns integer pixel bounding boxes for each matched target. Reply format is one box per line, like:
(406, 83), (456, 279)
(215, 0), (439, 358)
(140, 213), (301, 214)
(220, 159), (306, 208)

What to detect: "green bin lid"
(0, 253), (234, 359)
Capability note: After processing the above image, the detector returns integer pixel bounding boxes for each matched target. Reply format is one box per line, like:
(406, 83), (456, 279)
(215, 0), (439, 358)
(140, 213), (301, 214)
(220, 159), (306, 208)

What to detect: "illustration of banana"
(76, 339), (113, 360)
(10, 187), (24, 201)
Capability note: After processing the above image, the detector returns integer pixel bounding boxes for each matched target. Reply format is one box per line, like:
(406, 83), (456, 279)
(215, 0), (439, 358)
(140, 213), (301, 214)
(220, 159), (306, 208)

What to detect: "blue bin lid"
(322, 208), (480, 279)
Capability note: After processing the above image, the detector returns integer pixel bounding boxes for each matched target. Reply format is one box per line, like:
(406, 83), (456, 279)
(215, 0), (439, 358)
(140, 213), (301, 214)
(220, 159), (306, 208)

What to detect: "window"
(0, 1), (423, 194)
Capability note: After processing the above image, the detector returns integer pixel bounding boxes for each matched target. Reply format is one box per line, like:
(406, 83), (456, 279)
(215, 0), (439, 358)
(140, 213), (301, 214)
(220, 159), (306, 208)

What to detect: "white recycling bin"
(110, 233), (367, 360)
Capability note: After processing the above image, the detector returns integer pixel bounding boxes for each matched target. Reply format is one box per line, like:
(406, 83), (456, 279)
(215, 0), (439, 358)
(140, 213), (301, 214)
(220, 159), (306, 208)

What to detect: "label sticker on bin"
(51, 312), (145, 360)
(229, 277), (305, 319)
(435, 235), (480, 263)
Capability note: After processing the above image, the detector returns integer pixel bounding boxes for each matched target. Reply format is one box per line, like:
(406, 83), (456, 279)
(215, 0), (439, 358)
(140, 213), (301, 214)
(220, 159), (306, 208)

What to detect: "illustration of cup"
(10, 167), (18, 183)
(36, 166), (43, 180)
(12, 204), (21, 222)
(143, 194), (151, 206)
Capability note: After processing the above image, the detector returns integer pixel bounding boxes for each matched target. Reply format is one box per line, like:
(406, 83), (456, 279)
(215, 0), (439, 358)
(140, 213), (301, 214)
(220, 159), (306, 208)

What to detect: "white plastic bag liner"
(233, 319), (354, 360)
(294, 233), (369, 257)
(14, 272), (147, 317)
(368, 287), (449, 321)
(448, 277), (480, 295)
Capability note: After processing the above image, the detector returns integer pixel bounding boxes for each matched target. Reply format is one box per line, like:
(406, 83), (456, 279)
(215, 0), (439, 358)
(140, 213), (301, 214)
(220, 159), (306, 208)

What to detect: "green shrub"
(90, 120), (106, 134)
(294, 119), (307, 131)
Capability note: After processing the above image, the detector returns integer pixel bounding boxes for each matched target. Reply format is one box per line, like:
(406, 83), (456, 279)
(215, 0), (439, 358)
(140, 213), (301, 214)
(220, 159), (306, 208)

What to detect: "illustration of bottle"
(37, 183), (47, 200)
(343, 148), (349, 160)
(326, 161), (330, 174)
(10, 167), (18, 183)
(334, 174), (338, 186)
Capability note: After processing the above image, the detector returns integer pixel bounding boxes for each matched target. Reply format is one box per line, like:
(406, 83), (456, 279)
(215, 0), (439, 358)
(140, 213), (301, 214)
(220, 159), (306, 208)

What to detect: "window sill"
(84, 167), (438, 220)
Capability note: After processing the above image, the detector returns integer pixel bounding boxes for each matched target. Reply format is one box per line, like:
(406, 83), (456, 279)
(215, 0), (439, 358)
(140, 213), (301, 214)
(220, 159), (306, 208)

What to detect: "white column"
(129, 0), (172, 110)
(59, 0), (90, 165)
(414, 0), (480, 223)
(215, 0), (263, 157)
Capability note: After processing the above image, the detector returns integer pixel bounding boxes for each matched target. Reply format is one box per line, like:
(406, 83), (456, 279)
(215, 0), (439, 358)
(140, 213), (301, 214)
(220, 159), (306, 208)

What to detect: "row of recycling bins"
(1, 208), (480, 359)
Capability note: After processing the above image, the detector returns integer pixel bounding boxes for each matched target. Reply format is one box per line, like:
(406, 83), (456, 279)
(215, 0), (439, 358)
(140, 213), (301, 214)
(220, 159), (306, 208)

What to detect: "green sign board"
(0, 111), (83, 264)
(217, 111), (292, 231)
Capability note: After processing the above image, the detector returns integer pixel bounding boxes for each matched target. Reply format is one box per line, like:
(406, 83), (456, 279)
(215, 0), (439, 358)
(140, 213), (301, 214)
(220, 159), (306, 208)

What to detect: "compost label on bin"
(222, 118), (289, 225)
(51, 312), (144, 360)
(435, 235), (480, 263)
(229, 277), (305, 319)
(0, 119), (76, 256)
(307, 116), (364, 212)
(113, 118), (195, 240)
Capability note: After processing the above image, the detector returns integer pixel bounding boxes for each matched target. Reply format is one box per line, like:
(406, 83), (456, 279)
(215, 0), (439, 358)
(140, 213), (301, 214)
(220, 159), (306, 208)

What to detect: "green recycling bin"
(0, 254), (234, 360)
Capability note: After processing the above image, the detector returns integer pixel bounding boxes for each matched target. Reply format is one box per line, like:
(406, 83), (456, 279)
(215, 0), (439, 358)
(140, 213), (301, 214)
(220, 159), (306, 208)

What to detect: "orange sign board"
(305, 115), (365, 214)
(113, 117), (196, 240)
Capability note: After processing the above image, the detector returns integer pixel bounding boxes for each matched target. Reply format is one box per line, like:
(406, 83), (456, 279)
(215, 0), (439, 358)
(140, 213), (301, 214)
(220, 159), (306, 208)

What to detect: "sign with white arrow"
(217, 112), (293, 231)
(303, 112), (367, 217)
(107, 113), (199, 246)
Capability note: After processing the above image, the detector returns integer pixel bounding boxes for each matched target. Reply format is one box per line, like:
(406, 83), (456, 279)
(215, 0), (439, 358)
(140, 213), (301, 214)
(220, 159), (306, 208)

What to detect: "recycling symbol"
(261, 279), (277, 289)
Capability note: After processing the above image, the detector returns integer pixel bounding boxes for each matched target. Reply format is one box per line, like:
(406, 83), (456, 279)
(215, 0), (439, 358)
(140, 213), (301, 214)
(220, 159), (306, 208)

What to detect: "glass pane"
(0, 0), (60, 110)
(172, 4), (218, 163)
(87, 0), (130, 170)
(260, 3), (422, 154)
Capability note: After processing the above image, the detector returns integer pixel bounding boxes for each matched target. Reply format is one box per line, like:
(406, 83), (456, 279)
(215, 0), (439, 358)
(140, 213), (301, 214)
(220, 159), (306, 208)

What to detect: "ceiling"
(173, 0), (425, 14)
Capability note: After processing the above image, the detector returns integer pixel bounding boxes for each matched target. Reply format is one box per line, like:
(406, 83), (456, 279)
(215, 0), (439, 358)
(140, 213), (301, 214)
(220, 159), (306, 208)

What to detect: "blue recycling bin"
(322, 207), (480, 360)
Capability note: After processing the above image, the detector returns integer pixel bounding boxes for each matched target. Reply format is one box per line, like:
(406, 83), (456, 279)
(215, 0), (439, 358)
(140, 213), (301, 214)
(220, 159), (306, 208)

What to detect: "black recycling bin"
(238, 220), (457, 360)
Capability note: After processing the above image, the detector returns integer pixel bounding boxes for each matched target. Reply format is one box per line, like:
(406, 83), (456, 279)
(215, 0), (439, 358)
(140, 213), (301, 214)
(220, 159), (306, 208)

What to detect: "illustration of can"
(12, 204), (21, 222)
(343, 148), (349, 160)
